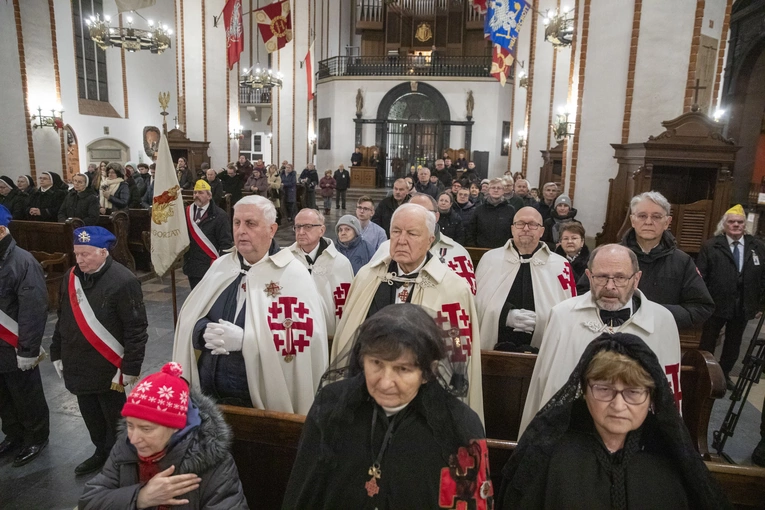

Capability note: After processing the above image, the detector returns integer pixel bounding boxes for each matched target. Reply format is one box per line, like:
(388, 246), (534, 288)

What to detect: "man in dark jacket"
(26, 171), (66, 221)
(299, 164), (319, 209)
(333, 164), (350, 209)
(466, 178), (516, 248)
(414, 167), (439, 199)
(350, 147), (363, 167)
(454, 188), (477, 224)
(534, 182), (559, 222)
(0, 205), (50, 467)
(204, 166), (224, 203)
(433, 159), (452, 187)
(133, 163), (150, 197)
(220, 163), (244, 204)
(183, 180), (234, 289)
(372, 178), (410, 236)
(50, 226), (148, 476)
(58, 173), (100, 225)
(697, 205), (765, 389)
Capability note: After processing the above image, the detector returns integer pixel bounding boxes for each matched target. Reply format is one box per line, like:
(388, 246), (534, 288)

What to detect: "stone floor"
(1, 209), (763, 509)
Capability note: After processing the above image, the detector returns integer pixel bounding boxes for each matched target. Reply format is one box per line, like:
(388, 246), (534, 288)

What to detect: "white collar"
(302, 243), (321, 262)
(40, 185), (52, 192)
(726, 235), (743, 247)
(195, 203), (210, 214)
(382, 402), (408, 417)
(397, 255), (427, 276)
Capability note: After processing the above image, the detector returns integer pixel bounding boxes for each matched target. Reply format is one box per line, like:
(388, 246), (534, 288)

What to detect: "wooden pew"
(28, 251), (69, 311)
(466, 246), (490, 268)
(181, 190), (233, 217)
(97, 210), (135, 272)
(127, 209), (152, 272)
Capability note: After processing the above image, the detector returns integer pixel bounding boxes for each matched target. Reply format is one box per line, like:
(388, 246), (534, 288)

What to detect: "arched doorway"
(376, 82), (451, 183)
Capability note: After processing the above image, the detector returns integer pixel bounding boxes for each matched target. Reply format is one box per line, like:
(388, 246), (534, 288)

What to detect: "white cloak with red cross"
(172, 248), (328, 415)
(285, 239), (354, 339)
(475, 240), (577, 350)
(331, 254), (484, 423)
(371, 233), (477, 295)
(519, 289), (682, 438)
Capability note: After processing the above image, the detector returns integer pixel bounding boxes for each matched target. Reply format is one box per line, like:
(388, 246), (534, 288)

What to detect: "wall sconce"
(503, 137), (512, 153)
(543, 7), (574, 48)
(32, 106), (64, 130)
(551, 106), (575, 141)
(229, 125), (243, 140)
(515, 130), (527, 149)
(517, 60), (528, 89)
(713, 109), (725, 122)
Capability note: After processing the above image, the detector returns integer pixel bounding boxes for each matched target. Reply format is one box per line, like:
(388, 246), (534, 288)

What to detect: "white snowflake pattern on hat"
(158, 385), (174, 400)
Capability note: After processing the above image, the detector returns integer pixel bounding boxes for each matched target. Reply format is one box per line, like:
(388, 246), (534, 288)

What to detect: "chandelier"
(543, 8), (574, 48)
(86, 14), (172, 54)
(240, 66), (284, 89)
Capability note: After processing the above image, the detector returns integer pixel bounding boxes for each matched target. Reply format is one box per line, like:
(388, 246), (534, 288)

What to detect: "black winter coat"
(0, 237), (48, 373)
(183, 203), (234, 280)
(0, 189), (26, 220)
(58, 187), (100, 225)
(371, 195), (409, 237)
(541, 208), (579, 248)
(435, 168), (453, 187)
(438, 208), (465, 245)
(79, 392), (249, 509)
(333, 169), (350, 191)
(26, 186), (66, 221)
(454, 200), (477, 224)
(220, 173), (244, 204)
(126, 177), (142, 208)
(414, 181), (439, 199)
(50, 257), (148, 394)
(466, 199), (516, 248)
(697, 234), (765, 320)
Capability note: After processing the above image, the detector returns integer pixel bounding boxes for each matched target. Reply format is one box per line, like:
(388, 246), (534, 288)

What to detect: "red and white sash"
(0, 308), (19, 348)
(68, 271), (125, 390)
(186, 205), (219, 262)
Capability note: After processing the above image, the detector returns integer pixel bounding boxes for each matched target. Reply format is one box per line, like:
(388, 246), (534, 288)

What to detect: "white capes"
(519, 289), (682, 437)
(371, 233), (477, 294)
(286, 239), (354, 338)
(172, 248), (328, 415)
(331, 254), (484, 422)
(475, 241), (577, 350)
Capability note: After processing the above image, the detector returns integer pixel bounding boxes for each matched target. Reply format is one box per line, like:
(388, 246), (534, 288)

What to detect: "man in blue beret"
(50, 226), (148, 476)
(0, 205), (50, 467)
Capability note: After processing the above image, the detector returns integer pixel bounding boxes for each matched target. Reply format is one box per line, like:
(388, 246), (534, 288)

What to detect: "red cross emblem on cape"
(557, 262), (577, 296)
(438, 439), (493, 509)
(435, 303), (472, 363)
(267, 297), (313, 362)
(333, 283), (351, 319)
(447, 255), (476, 295)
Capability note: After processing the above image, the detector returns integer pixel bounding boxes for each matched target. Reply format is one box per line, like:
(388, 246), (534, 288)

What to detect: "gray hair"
(630, 191), (671, 216)
(234, 194), (277, 224)
(296, 208), (325, 225)
(515, 178), (529, 187)
(588, 243), (639, 274)
(390, 203), (436, 235)
(714, 212), (751, 236)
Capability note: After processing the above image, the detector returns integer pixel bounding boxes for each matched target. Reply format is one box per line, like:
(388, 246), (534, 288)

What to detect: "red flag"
(305, 40), (314, 101)
(223, 0), (244, 69)
(490, 44), (513, 87)
(254, 0), (293, 53)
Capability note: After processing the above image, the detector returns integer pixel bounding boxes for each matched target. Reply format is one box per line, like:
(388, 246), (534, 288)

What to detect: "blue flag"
(487, 0), (531, 55)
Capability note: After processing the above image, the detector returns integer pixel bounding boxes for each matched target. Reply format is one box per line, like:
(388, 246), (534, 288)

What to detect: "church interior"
(2, 0), (765, 508)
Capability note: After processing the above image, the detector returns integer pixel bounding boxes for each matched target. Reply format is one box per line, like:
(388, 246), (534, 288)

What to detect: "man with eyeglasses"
(475, 207), (576, 353)
(286, 209), (353, 338)
(520, 243), (681, 437)
(466, 178), (516, 248)
(355, 196), (387, 251)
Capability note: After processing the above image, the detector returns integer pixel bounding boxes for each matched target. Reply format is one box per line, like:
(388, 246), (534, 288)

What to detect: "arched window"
(72, 0), (109, 102)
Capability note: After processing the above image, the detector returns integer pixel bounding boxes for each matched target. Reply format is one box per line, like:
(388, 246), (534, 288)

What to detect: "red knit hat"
(121, 362), (189, 429)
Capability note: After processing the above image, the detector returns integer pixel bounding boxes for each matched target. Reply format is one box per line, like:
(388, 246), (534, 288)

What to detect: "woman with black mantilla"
(284, 304), (493, 509)
(498, 332), (730, 510)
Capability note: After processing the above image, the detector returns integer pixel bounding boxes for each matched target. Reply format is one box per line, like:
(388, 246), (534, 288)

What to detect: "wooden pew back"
(127, 209), (152, 272)
(466, 246), (490, 268)
(97, 210), (135, 272)
(9, 218), (83, 268)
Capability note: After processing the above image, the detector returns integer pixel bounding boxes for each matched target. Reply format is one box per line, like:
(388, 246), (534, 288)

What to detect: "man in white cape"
(286, 208), (353, 338)
(475, 206), (576, 351)
(371, 193), (477, 295)
(173, 196), (327, 415)
(519, 244), (682, 437)
(332, 203), (484, 421)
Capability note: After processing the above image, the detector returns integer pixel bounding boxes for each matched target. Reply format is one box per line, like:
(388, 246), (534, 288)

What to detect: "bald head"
(588, 244), (639, 274)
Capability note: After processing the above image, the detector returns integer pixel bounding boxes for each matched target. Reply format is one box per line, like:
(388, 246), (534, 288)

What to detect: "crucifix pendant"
(397, 284), (410, 302)
(366, 465), (381, 497)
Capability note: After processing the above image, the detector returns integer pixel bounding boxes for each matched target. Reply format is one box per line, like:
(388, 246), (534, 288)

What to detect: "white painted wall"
(0, 1), (29, 176)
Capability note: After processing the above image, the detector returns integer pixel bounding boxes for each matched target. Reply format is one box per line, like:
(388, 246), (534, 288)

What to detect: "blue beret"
(73, 226), (115, 249)
(0, 205), (11, 227)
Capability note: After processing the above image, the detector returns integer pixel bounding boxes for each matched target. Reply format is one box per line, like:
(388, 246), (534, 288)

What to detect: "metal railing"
(239, 86), (272, 105)
(318, 55), (494, 79)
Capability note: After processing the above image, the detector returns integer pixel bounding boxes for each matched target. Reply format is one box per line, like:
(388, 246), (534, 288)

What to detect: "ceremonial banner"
(223, 0), (244, 69)
(470, 0), (489, 15)
(151, 134), (189, 276)
(305, 40), (315, 101)
(255, 0), (293, 53)
(115, 0), (156, 13)
(490, 44), (514, 86)
(484, 0), (531, 86)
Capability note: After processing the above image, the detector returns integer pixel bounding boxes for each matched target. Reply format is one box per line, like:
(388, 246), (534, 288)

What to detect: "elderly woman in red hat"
(79, 362), (249, 509)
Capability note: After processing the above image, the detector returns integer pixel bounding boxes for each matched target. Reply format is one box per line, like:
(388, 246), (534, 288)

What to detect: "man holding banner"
(183, 180), (233, 289)
(50, 226), (148, 476)
(0, 205), (50, 467)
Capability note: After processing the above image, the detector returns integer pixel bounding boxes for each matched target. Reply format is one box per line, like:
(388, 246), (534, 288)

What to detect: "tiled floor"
(1, 211), (764, 509)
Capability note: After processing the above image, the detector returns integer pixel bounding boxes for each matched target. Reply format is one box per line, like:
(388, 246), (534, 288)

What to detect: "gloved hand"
(203, 319), (244, 355)
(505, 309), (537, 333)
(122, 374), (140, 386)
(53, 359), (63, 379)
(17, 355), (37, 371)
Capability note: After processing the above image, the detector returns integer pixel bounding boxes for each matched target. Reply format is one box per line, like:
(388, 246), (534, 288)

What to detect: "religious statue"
(356, 89), (364, 117)
(466, 90), (475, 118)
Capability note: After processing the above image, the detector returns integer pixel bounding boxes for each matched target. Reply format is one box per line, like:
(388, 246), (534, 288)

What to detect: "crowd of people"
(1, 153), (764, 509)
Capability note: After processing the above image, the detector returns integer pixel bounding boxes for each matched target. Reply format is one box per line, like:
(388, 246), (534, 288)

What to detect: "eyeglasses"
(560, 236), (582, 243)
(588, 383), (650, 405)
(632, 213), (667, 223)
(512, 221), (541, 230)
(292, 224), (322, 232)
(589, 272), (637, 287)
(356, 206), (374, 213)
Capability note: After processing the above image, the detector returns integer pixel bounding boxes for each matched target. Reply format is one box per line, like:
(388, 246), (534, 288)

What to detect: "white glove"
(203, 319), (244, 355)
(17, 356), (37, 371)
(505, 309), (537, 333)
(122, 374), (140, 386)
(53, 359), (63, 379)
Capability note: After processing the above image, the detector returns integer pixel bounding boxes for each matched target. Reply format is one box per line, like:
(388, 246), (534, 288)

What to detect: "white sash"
(0, 308), (19, 348)
(187, 205), (219, 260)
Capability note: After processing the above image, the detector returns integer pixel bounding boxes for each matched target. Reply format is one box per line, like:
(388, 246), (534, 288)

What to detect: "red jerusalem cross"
(267, 297), (314, 360)
(333, 283), (351, 319)
(557, 263), (577, 296)
(447, 256), (476, 295)
(435, 303), (472, 363)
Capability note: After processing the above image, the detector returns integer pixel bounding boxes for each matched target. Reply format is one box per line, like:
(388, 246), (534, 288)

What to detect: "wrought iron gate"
(385, 121), (442, 185)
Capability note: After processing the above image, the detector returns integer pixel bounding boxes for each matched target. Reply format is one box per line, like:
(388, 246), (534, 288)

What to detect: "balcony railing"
(318, 55), (494, 79)
(239, 86), (272, 105)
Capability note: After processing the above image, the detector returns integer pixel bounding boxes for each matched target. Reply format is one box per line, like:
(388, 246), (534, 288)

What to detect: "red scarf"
(138, 450), (170, 510)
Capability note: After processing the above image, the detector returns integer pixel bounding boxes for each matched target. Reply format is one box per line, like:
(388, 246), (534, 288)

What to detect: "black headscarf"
(498, 332), (731, 510)
(0, 176), (17, 190)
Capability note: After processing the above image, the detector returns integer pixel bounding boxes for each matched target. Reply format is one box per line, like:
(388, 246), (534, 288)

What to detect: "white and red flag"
(223, 0), (244, 69)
